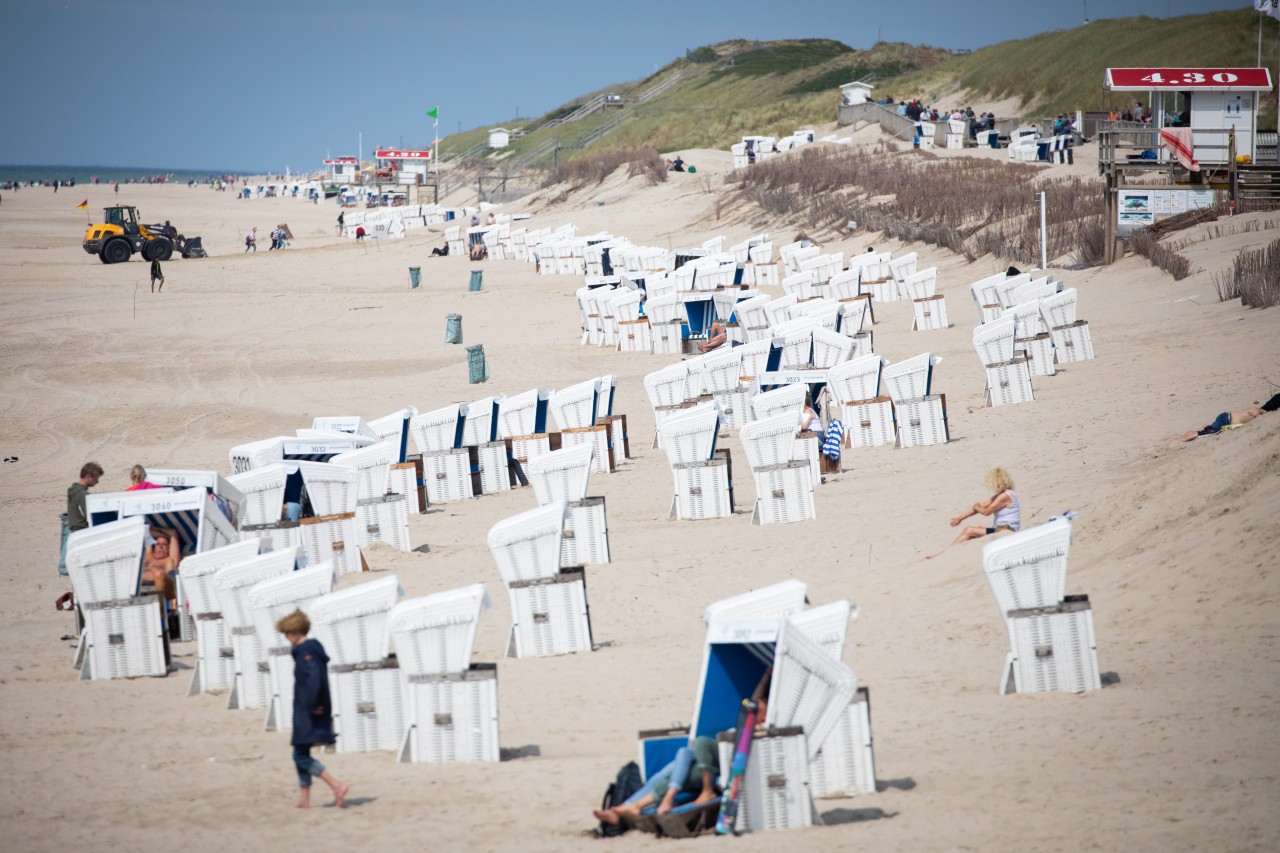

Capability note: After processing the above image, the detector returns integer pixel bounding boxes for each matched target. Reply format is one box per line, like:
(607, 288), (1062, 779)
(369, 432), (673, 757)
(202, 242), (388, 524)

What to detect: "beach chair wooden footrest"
(561, 496), (611, 567)
(505, 569), (593, 658)
(1005, 595), (1101, 695)
(1049, 321), (1094, 363)
(985, 359), (1035, 407)
(331, 661), (405, 753)
(670, 450), (735, 520)
(894, 395), (949, 447)
(80, 594), (168, 680)
(398, 663), (500, 763)
(750, 461), (816, 525)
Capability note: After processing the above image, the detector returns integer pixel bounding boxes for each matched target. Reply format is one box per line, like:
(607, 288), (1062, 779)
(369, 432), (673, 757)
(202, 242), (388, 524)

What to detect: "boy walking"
(150, 257), (164, 293)
(276, 609), (349, 809)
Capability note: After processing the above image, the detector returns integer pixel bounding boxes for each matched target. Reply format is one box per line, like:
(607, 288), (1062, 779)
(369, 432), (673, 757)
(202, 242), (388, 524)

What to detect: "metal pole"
(1039, 191), (1048, 270)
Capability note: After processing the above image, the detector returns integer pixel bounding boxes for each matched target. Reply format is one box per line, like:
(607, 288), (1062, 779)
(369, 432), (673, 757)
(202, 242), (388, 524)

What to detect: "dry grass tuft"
(542, 147), (666, 190)
(1215, 236), (1280, 308)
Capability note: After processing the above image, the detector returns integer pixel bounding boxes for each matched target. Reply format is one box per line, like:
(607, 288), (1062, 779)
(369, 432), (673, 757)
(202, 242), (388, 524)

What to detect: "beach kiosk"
(840, 81), (873, 106)
(375, 148), (432, 185)
(324, 156), (358, 186)
(1103, 67), (1274, 166)
(487, 128), (511, 149)
(1098, 68), (1277, 261)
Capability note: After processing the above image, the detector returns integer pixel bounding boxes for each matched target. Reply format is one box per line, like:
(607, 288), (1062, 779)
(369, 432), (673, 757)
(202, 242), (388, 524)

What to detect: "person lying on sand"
(1171, 393), (1280, 443)
(926, 468), (1020, 559)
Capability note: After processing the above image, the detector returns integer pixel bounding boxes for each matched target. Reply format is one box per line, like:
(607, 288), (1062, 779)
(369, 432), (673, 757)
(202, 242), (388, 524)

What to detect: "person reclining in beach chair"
(593, 736), (721, 829)
(1172, 393), (1280, 443)
(142, 526), (182, 610)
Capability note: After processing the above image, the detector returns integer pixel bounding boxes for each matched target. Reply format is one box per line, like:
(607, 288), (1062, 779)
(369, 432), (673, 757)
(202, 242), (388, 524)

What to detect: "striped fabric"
(822, 420), (845, 460)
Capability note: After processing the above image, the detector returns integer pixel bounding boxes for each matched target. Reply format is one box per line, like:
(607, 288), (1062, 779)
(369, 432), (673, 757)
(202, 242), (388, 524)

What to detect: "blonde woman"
(126, 464), (159, 491)
(926, 468), (1020, 559)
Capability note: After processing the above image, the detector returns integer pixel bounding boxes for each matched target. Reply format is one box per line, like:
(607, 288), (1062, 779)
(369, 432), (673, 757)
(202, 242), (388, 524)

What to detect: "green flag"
(426, 106), (438, 119)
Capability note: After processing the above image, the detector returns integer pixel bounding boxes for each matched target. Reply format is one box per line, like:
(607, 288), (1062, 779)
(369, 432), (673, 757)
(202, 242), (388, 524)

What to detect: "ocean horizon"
(0, 164), (272, 184)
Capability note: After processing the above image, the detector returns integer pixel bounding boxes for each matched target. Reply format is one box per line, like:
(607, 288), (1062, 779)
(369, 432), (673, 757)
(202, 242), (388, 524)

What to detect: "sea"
(0, 165), (266, 185)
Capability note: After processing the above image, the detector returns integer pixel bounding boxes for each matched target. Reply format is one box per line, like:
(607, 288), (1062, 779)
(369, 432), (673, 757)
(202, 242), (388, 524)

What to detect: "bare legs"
(298, 769), (348, 809)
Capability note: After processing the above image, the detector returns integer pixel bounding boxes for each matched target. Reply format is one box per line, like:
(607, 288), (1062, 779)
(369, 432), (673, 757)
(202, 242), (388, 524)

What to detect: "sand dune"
(0, 144), (1277, 852)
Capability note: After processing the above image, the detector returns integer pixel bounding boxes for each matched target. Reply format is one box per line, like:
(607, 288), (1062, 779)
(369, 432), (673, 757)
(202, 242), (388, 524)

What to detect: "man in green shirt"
(61, 462), (103, 575)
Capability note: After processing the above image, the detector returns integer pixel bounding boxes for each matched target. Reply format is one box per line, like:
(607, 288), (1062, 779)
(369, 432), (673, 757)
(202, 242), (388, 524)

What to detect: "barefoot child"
(276, 609), (349, 809)
(926, 467), (1021, 559)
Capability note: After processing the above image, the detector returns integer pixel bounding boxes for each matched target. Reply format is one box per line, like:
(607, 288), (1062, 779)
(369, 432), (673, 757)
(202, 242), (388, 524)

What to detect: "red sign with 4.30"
(1106, 68), (1273, 90)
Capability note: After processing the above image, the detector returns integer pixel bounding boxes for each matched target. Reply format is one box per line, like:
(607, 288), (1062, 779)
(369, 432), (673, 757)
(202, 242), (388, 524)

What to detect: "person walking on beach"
(337, 210), (344, 236)
(150, 257), (164, 293)
(245, 227), (257, 252)
(277, 609), (349, 809)
(925, 468), (1020, 559)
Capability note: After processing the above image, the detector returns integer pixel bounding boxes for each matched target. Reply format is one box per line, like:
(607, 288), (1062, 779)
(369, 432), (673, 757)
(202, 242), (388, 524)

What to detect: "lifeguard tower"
(373, 148), (435, 204)
(840, 80), (874, 106)
(1097, 67), (1277, 262)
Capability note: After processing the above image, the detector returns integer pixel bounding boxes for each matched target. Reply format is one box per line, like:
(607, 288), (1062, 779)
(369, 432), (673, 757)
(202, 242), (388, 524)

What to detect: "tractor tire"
(148, 237), (174, 261)
(101, 239), (132, 264)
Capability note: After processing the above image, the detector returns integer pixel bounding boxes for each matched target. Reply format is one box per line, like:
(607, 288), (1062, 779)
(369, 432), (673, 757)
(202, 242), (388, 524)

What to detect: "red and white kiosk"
(374, 148), (432, 185)
(323, 156), (359, 185)
(1103, 68), (1274, 165)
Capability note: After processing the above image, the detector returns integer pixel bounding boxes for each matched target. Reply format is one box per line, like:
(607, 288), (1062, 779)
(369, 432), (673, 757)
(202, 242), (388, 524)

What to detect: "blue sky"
(0, 0), (1255, 172)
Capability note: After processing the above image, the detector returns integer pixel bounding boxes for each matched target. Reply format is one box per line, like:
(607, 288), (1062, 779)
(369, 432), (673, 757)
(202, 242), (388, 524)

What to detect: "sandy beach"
(1, 135), (1278, 852)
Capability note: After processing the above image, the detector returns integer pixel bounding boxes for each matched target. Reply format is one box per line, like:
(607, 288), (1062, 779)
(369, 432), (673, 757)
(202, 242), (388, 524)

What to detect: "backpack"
(598, 761), (643, 838)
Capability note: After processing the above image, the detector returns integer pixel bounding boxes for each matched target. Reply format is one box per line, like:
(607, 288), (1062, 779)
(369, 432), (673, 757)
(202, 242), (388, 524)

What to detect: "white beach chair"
(883, 354), (947, 447)
(794, 298), (841, 334)
(526, 443), (594, 506)
(246, 563), (336, 731)
(295, 461), (358, 517)
(658, 402), (720, 468)
(733, 294), (773, 343)
(808, 687), (877, 799)
(1003, 303), (1055, 377)
(736, 338), (774, 382)
(213, 548), (298, 709)
(993, 273), (1032, 309)
(888, 252), (918, 290)
(769, 317), (818, 369)
(827, 355), (893, 449)
(560, 495), (611, 567)
(410, 404), (465, 454)
(751, 384), (807, 424)
(782, 270), (819, 300)
(969, 272), (1008, 324)
(748, 243), (777, 286)
(1040, 289), (1095, 363)
(763, 294), (799, 330)
(487, 502), (567, 584)
(390, 585), (500, 763)
(883, 353), (941, 403)
(179, 539), (265, 695)
(811, 328), (855, 369)
(228, 436), (287, 474)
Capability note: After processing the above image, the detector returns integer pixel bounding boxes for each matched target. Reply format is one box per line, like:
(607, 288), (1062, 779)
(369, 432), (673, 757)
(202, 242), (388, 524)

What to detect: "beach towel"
(822, 420), (845, 460)
(1159, 128), (1199, 172)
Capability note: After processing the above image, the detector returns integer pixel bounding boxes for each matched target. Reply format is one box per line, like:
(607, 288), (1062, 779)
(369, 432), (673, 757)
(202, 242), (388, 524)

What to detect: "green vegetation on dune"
(438, 9), (1277, 166)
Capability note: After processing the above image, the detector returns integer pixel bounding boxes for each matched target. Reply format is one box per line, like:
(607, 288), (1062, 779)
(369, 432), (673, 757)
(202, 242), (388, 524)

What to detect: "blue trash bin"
(409, 267), (421, 288)
(466, 344), (489, 384)
(446, 313), (463, 344)
(469, 270), (483, 291)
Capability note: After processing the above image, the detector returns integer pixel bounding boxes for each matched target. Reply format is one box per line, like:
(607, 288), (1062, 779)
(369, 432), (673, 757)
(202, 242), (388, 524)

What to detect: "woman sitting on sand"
(926, 468), (1020, 559)
(1172, 393), (1280, 442)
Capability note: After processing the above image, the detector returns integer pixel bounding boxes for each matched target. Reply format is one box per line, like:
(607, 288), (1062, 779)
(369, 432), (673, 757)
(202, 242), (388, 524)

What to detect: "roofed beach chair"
(740, 412), (815, 525)
(463, 395), (518, 495)
(827, 355), (894, 448)
(390, 584), (500, 763)
(213, 548), (298, 709)
(66, 516), (168, 680)
(228, 436), (286, 474)
(294, 461), (358, 517)
(367, 406), (418, 464)
(969, 272), (1008, 324)
(799, 252), (843, 285)
(751, 383), (807, 424)
(310, 575), (407, 753)
(661, 403), (734, 521)
(733, 293), (773, 343)
(903, 267), (947, 331)
(645, 361), (693, 447)
(983, 519), (1100, 695)
(699, 347), (753, 429)
(410, 404), (475, 504)
(993, 272), (1031, 309)
(884, 353), (948, 447)
(768, 316), (818, 369)
(782, 270), (818, 301)
(553, 379), (614, 474)
(489, 503), (594, 657)
(1004, 301), (1055, 377)
(647, 293), (685, 356)
(498, 387), (555, 466)
(610, 289), (649, 352)
(227, 463), (299, 552)
(793, 298), (841, 334)
(247, 563), (336, 732)
(748, 242), (777, 286)
(763, 293), (799, 329)
(855, 252), (896, 302)
(526, 443), (594, 506)
(179, 538), (265, 695)
(331, 442), (411, 553)
(811, 327), (855, 369)
(888, 251), (917, 292)
(1040, 288), (1095, 364)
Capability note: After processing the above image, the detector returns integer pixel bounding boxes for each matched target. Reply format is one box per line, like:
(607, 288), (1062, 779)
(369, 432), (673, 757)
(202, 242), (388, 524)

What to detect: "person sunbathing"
(1172, 393), (1280, 442)
(593, 736), (721, 827)
(926, 468), (1020, 559)
(143, 526), (181, 602)
(696, 321), (727, 352)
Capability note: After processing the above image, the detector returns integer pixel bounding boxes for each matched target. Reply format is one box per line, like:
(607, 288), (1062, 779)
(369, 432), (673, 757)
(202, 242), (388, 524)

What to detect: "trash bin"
(446, 313), (463, 344)
(58, 512), (69, 576)
(469, 270), (483, 291)
(409, 267), (421, 288)
(466, 344), (489, 384)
